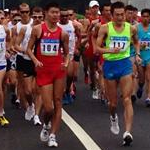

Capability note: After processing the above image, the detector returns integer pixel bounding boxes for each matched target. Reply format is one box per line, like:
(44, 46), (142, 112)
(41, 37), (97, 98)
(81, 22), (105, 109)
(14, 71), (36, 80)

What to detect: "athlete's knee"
(109, 101), (117, 109)
(123, 97), (132, 107)
(25, 88), (33, 96)
(44, 104), (54, 113)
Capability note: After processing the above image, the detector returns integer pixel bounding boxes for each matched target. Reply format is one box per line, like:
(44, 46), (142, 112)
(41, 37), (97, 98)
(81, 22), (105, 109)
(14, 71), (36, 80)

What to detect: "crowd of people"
(0, 0), (150, 148)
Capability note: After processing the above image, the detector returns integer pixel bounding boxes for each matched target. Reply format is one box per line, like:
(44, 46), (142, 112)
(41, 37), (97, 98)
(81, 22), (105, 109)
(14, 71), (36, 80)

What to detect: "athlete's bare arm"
(61, 30), (69, 67)
(27, 24), (42, 67)
(73, 23), (81, 52)
(92, 22), (101, 53)
(131, 25), (141, 63)
(4, 26), (11, 51)
(96, 24), (121, 54)
(15, 27), (26, 52)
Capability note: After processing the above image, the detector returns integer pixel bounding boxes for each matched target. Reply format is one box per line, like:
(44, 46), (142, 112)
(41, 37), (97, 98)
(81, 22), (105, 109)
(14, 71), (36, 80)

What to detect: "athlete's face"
(20, 6), (30, 20)
(32, 11), (43, 25)
(102, 6), (111, 19)
(90, 5), (99, 15)
(141, 12), (150, 25)
(60, 11), (69, 24)
(46, 7), (60, 24)
(0, 14), (5, 24)
(113, 8), (125, 25)
(125, 10), (133, 23)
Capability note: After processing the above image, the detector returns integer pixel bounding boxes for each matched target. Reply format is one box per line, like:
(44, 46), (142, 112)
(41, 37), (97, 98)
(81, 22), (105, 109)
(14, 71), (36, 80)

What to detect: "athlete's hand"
(135, 55), (142, 65)
(5, 51), (11, 59)
(61, 62), (68, 70)
(34, 59), (43, 68)
(109, 47), (121, 54)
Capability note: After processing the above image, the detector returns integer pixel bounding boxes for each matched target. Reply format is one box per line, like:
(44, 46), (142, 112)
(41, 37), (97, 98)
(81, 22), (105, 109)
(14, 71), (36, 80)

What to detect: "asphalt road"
(1, 67), (150, 150)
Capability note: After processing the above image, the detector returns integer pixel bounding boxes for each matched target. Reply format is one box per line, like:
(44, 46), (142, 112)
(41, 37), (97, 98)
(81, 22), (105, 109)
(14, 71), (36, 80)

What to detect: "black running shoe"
(123, 131), (133, 146)
(136, 88), (143, 99)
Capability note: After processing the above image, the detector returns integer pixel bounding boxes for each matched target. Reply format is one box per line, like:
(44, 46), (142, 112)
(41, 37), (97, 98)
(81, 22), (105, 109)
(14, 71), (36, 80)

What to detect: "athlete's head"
(12, 13), (21, 25)
(32, 6), (44, 25)
(141, 8), (150, 25)
(10, 7), (18, 20)
(125, 5), (134, 23)
(111, 1), (125, 25)
(89, 0), (99, 16)
(19, 3), (30, 21)
(100, 3), (111, 20)
(60, 8), (69, 24)
(0, 13), (5, 25)
(45, 2), (60, 24)
(67, 9), (75, 21)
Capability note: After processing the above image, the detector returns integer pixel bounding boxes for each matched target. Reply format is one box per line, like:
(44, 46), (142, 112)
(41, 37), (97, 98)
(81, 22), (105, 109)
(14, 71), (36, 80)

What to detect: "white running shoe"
(40, 123), (51, 142)
(110, 114), (120, 135)
(25, 103), (35, 121)
(48, 134), (58, 147)
(92, 89), (99, 99)
(33, 115), (42, 126)
(123, 131), (133, 146)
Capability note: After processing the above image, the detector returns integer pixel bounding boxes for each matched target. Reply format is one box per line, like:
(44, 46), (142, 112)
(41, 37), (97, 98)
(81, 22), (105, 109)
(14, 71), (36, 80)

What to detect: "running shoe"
(110, 114), (120, 135)
(145, 98), (150, 107)
(92, 89), (99, 99)
(33, 115), (42, 126)
(40, 123), (51, 142)
(0, 116), (9, 126)
(25, 103), (35, 121)
(123, 131), (133, 146)
(136, 87), (143, 99)
(48, 134), (58, 147)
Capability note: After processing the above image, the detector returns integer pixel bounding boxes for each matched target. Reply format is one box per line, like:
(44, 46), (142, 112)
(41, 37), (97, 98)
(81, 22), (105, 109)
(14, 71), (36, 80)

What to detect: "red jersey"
(36, 22), (63, 68)
(85, 15), (101, 58)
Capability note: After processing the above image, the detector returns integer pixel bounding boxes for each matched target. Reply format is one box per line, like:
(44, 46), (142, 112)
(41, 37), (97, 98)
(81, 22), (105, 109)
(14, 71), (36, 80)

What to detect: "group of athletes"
(0, 0), (150, 148)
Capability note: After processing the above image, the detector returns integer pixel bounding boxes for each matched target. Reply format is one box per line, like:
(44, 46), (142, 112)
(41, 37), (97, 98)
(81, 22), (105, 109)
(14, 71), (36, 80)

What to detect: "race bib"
(140, 38), (150, 50)
(40, 39), (60, 56)
(0, 38), (5, 52)
(109, 36), (129, 52)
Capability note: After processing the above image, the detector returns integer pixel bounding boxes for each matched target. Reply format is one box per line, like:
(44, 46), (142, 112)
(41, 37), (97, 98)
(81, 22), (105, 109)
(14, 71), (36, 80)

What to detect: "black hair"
(125, 5), (134, 11)
(133, 7), (138, 12)
(100, 3), (111, 12)
(45, 2), (60, 11)
(141, 8), (150, 16)
(111, 1), (125, 15)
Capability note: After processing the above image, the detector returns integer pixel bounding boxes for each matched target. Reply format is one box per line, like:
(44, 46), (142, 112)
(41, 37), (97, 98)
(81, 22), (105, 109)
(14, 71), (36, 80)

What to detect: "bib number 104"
(41, 43), (59, 56)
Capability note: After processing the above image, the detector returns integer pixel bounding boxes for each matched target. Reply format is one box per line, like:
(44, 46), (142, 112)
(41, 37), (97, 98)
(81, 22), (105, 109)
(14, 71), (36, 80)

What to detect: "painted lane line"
(62, 109), (102, 150)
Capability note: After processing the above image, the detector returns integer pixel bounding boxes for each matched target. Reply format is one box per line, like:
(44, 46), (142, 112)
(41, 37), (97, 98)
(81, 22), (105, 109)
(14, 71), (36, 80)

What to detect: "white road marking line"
(62, 109), (102, 150)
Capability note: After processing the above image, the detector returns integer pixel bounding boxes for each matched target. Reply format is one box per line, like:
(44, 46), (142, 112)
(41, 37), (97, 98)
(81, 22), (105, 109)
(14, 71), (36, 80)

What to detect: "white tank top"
(16, 19), (33, 57)
(58, 20), (76, 54)
(21, 24), (32, 60)
(0, 25), (6, 66)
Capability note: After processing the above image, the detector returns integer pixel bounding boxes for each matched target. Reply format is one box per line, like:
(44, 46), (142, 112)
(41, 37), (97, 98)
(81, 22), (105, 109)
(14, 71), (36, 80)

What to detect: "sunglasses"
(32, 15), (43, 19)
(61, 15), (69, 17)
(14, 19), (21, 22)
(20, 11), (29, 14)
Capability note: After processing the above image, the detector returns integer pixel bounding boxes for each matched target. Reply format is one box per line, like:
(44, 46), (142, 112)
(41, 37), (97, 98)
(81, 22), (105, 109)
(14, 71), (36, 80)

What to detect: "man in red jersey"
(27, 2), (69, 148)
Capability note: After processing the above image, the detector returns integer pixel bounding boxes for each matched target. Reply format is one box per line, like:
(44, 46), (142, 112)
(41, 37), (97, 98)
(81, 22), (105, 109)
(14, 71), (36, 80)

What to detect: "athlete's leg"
(0, 69), (6, 115)
(105, 79), (118, 117)
(119, 74), (133, 132)
(40, 84), (54, 126)
(51, 78), (65, 134)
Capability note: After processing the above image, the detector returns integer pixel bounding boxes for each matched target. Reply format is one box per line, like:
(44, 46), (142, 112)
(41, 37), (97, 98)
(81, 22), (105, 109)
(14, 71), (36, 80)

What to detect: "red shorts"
(36, 66), (66, 86)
